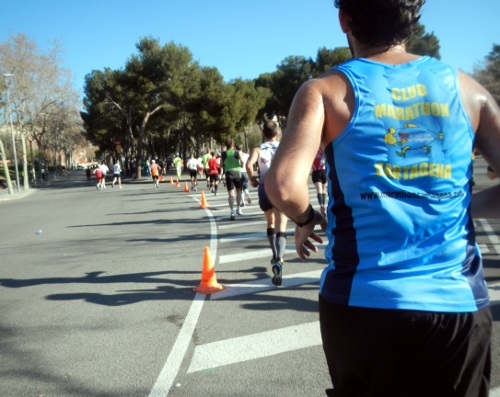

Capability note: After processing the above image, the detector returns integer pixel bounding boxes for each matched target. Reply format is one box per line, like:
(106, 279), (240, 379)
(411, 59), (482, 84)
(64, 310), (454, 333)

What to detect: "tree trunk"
(243, 129), (249, 153)
(29, 140), (36, 185)
(0, 137), (14, 195)
(165, 126), (171, 158)
(135, 106), (162, 179)
(21, 133), (29, 190)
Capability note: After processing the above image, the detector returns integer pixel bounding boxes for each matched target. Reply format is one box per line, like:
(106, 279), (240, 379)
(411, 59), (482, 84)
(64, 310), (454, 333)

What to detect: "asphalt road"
(0, 157), (499, 397)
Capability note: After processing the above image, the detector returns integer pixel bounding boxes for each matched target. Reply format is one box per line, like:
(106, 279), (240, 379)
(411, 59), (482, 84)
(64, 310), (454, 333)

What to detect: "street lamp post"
(3, 74), (20, 193)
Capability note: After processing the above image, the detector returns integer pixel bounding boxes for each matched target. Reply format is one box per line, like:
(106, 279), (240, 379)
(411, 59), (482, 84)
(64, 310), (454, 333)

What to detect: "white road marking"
(478, 243), (490, 254)
(218, 220), (267, 230)
(489, 282), (500, 306)
(478, 219), (500, 256)
(148, 206), (217, 397)
(491, 386), (500, 397)
(148, 294), (206, 397)
(189, 280), (500, 377)
(187, 321), (321, 373)
(210, 270), (323, 300)
(219, 228), (296, 244)
(219, 245), (327, 264)
(216, 211), (263, 218)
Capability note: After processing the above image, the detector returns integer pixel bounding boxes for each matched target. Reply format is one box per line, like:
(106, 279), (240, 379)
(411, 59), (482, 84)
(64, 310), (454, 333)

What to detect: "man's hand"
(294, 210), (326, 260)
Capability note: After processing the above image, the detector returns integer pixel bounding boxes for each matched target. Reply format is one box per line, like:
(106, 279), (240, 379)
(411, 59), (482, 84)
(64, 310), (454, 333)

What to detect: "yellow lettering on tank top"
(375, 162), (452, 180)
(410, 164), (419, 179)
(419, 163), (429, 176)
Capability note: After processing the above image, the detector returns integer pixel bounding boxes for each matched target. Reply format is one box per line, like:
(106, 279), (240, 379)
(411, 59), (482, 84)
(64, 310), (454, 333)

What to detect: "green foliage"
(247, 129), (263, 151)
(255, 56), (313, 129)
(82, 37), (270, 162)
(255, 47), (350, 129)
(312, 47), (351, 77)
(406, 23), (441, 59)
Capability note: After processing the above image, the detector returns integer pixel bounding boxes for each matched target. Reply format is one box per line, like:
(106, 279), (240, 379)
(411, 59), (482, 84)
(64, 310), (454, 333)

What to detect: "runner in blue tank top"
(265, 0), (500, 396)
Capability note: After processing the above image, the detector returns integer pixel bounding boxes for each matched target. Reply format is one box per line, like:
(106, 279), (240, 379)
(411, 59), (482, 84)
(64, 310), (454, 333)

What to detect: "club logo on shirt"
(384, 123), (444, 158)
(376, 124), (451, 180)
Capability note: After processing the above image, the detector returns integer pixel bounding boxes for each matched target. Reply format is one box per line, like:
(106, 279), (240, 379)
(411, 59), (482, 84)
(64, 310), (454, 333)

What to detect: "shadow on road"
(0, 264), (320, 312)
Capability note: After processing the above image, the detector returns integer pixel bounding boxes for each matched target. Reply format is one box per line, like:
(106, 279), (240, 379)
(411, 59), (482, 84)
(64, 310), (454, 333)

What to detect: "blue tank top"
(320, 56), (489, 312)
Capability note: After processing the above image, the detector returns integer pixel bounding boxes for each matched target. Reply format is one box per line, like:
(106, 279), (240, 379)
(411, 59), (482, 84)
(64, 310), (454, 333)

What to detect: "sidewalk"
(0, 186), (36, 202)
(0, 172), (64, 202)
(0, 169), (186, 201)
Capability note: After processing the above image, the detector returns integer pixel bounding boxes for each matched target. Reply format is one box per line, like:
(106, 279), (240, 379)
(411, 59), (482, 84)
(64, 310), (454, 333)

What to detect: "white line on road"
(491, 386), (500, 397)
(218, 220), (267, 230)
(478, 243), (490, 254)
(478, 219), (500, 256)
(148, 293), (206, 397)
(210, 269), (322, 300)
(219, 245), (327, 264)
(187, 321), (321, 373)
(489, 282), (500, 306)
(216, 211), (263, 219)
(148, 205), (217, 397)
(219, 228), (296, 244)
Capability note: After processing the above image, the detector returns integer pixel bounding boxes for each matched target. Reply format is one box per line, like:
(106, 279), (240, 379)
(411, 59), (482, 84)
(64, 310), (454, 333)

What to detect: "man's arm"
(246, 147), (260, 188)
(265, 80), (326, 259)
(459, 72), (500, 219)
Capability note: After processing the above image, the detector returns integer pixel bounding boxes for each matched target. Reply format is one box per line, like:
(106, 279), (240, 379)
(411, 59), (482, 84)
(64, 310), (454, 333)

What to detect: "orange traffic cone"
(175, 180), (180, 187)
(184, 181), (190, 193)
(160, 174), (164, 183)
(169, 176), (174, 184)
(199, 190), (209, 208)
(193, 246), (224, 294)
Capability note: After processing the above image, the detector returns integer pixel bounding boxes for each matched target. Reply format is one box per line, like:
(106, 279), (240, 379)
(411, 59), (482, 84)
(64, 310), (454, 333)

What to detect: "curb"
(0, 188), (37, 202)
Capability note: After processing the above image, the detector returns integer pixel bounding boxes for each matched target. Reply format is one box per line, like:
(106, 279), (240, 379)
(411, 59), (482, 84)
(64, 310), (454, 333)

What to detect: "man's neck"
(351, 39), (420, 65)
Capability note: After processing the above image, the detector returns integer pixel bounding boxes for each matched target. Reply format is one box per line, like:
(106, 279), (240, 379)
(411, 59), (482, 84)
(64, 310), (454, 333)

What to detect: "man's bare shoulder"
(457, 70), (496, 130)
(301, 70), (349, 94)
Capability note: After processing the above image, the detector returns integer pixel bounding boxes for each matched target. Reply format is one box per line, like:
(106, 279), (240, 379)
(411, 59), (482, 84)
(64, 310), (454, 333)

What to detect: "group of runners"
(90, 160), (122, 190)
(87, 131), (326, 288)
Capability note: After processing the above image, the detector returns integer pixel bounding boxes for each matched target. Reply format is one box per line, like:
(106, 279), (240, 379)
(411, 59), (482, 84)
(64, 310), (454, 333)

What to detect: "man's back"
(223, 149), (240, 172)
(315, 56), (488, 312)
(202, 153), (211, 169)
(264, 2), (500, 395)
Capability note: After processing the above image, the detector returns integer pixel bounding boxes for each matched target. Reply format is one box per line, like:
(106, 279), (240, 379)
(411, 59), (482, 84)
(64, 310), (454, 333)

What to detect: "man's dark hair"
(235, 144), (242, 151)
(263, 120), (279, 139)
(226, 138), (233, 148)
(334, 0), (425, 47)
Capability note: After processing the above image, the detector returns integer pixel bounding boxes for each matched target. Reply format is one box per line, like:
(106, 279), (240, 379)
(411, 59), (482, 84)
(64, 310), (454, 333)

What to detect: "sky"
(1, 0), (499, 97)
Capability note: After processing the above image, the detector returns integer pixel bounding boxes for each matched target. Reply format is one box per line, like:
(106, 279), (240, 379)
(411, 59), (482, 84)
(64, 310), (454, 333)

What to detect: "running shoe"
(271, 259), (283, 286)
(230, 212), (236, 221)
(236, 208), (243, 216)
(245, 192), (252, 204)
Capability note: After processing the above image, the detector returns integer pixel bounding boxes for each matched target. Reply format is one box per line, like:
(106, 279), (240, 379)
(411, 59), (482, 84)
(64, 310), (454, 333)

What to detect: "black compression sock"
(267, 228), (277, 260)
